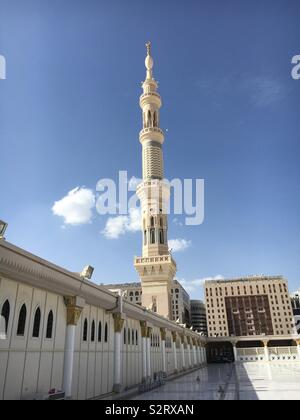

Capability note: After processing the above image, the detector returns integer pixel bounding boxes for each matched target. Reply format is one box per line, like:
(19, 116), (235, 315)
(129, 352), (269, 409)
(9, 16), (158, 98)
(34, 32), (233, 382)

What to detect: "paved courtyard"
(132, 363), (300, 400)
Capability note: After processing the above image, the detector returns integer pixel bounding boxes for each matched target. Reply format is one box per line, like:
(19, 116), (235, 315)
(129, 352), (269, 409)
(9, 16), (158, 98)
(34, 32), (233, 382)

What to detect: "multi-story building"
(190, 300), (208, 336)
(291, 290), (300, 334)
(205, 276), (295, 338)
(105, 279), (191, 325)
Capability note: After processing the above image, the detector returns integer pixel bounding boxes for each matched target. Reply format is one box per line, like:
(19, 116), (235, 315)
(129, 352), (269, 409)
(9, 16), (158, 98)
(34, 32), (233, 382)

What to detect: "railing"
(237, 346), (299, 362)
(138, 372), (166, 393)
(135, 255), (175, 265)
(140, 92), (161, 102)
(139, 127), (164, 137)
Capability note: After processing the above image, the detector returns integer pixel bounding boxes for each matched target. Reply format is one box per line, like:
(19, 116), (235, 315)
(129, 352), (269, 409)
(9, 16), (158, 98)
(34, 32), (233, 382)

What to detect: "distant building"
(105, 279), (191, 326)
(190, 300), (207, 336)
(291, 290), (300, 334)
(204, 276), (295, 338)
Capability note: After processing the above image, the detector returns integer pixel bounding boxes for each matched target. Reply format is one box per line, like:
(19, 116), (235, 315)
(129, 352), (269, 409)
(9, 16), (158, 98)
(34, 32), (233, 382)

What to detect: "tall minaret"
(134, 42), (177, 319)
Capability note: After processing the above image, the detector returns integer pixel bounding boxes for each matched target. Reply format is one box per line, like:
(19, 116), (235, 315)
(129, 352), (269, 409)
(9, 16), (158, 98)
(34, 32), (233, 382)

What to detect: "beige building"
(105, 279), (191, 325)
(205, 276), (295, 338)
(134, 42), (176, 319)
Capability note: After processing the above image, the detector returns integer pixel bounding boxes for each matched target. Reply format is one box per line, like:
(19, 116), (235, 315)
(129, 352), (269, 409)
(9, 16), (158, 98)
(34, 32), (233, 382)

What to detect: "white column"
(147, 335), (152, 378)
(113, 331), (122, 392)
(198, 346), (202, 364)
(181, 343), (186, 370)
(193, 345), (197, 366)
(62, 298), (83, 400)
(62, 325), (76, 399)
(173, 342), (178, 372)
(233, 343), (238, 362)
(188, 345), (192, 368)
(263, 341), (269, 362)
(162, 340), (166, 373)
(203, 346), (207, 364)
(142, 336), (147, 380)
(297, 341), (300, 360)
(113, 314), (125, 393)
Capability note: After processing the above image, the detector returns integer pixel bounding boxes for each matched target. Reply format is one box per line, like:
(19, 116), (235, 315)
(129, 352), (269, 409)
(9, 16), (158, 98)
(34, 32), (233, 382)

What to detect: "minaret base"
(134, 255), (176, 319)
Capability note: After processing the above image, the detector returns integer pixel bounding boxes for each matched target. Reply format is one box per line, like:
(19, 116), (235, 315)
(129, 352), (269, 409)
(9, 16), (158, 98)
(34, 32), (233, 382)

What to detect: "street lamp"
(80, 265), (94, 280)
(0, 220), (7, 239)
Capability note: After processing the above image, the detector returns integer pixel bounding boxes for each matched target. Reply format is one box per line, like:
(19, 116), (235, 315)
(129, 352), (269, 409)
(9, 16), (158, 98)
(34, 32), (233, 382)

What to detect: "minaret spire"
(134, 43), (177, 320)
(145, 41), (154, 80)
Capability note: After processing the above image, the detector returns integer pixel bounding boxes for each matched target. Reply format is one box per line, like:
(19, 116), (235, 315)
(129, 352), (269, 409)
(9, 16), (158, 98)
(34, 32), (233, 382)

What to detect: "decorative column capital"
(180, 334), (186, 344)
(262, 340), (269, 348)
(140, 321), (148, 338)
(113, 313), (125, 333)
(160, 328), (167, 341)
(171, 331), (177, 343)
(186, 336), (191, 345)
(64, 296), (84, 326)
(147, 327), (153, 338)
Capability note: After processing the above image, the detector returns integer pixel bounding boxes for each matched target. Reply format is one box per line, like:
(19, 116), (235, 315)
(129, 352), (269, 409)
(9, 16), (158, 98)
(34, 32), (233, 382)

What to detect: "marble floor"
(132, 363), (300, 400)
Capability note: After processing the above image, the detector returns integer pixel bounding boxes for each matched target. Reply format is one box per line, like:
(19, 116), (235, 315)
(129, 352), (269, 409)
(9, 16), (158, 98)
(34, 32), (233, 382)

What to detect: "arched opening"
(46, 310), (54, 339)
(124, 328), (127, 345)
(144, 230), (147, 245)
(159, 229), (164, 244)
(147, 110), (152, 127)
(104, 322), (108, 343)
(1, 300), (10, 335)
(150, 216), (154, 227)
(83, 319), (88, 342)
(136, 330), (138, 346)
(98, 322), (102, 342)
(32, 307), (41, 338)
(150, 229), (155, 244)
(17, 304), (27, 337)
(91, 320), (95, 342)
(128, 328), (131, 345)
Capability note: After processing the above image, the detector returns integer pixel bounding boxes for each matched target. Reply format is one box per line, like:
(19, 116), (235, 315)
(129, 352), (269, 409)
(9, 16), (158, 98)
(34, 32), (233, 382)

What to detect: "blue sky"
(0, 0), (300, 299)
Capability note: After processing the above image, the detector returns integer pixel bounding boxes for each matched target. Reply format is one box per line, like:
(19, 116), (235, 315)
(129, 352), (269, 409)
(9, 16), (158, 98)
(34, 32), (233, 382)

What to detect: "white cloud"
(168, 238), (191, 253)
(249, 77), (283, 107)
(52, 187), (95, 225)
(103, 207), (141, 239)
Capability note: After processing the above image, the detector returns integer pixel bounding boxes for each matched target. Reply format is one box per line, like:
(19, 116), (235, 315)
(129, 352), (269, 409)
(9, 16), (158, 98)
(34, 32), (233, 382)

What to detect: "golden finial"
(146, 41), (151, 56)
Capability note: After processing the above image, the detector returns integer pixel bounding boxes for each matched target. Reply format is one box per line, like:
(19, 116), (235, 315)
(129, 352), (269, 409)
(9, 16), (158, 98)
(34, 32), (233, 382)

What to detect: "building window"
(1, 300), (10, 335)
(98, 322), (102, 342)
(46, 310), (54, 339)
(17, 304), (27, 336)
(132, 329), (135, 344)
(150, 229), (155, 244)
(136, 330), (138, 346)
(32, 307), (41, 338)
(91, 320), (95, 342)
(83, 319), (88, 342)
(124, 328), (127, 345)
(159, 230), (164, 244)
(105, 323), (108, 343)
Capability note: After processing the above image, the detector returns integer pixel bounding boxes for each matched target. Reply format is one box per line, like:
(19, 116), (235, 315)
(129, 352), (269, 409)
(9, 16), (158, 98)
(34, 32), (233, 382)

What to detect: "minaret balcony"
(139, 127), (164, 144)
(140, 92), (162, 108)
